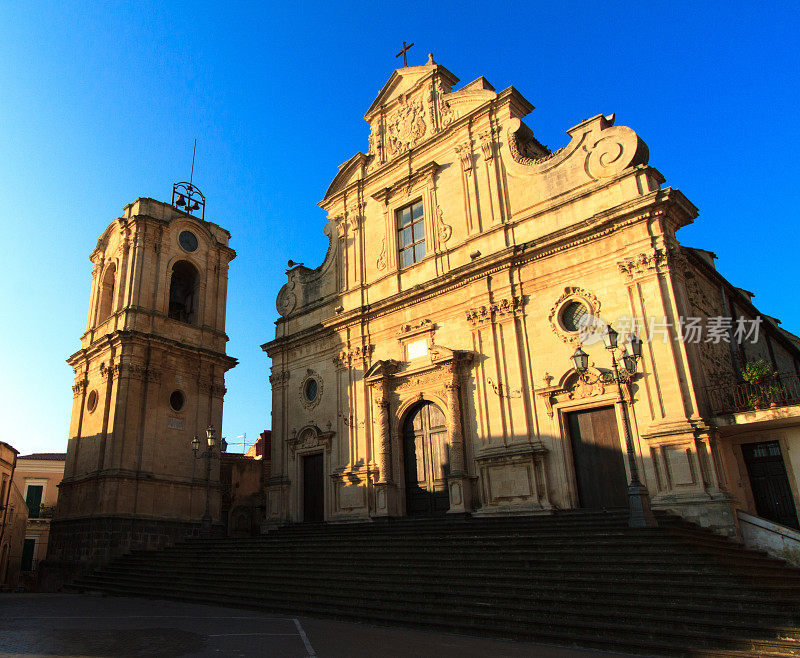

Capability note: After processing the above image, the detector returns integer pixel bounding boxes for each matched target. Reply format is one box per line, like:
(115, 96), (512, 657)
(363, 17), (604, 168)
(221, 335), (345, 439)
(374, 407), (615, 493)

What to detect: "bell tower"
(48, 189), (237, 569)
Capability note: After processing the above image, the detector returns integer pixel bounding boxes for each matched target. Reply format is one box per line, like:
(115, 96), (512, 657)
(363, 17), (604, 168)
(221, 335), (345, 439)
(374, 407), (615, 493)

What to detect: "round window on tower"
(170, 390), (185, 412)
(179, 230), (198, 253)
(560, 301), (589, 333)
(86, 390), (98, 413)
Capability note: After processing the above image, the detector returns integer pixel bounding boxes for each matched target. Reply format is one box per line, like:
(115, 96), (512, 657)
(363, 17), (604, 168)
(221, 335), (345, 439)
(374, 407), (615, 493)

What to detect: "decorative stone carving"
(334, 215), (346, 239)
(376, 238), (386, 271)
(386, 95), (427, 157)
(455, 142), (474, 173)
(547, 287), (601, 345)
(367, 122), (383, 156)
(465, 296), (525, 327)
(334, 344), (374, 370)
(397, 318), (434, 338)
(72, 379), (88, 397)
(276, 284), (297, 317)
(487, 377), (522, 399)
(287, 424), (333, 457)
(299, 369), (323, 410)
(269, 370), (290, 387)
(506, 113), (648, 181)
(479, 130), (496, 162)
(617, 249), (666, 280)
(536, 369), (627, 418)
(436, 206), (452, 243)
(584, 129), (645, 180)
(434, 78), (455, 129)
(199, 380), (227, 398)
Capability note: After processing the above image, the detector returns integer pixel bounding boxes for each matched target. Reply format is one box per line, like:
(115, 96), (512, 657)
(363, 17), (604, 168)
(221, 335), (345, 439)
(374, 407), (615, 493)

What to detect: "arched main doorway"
(403, 400), (450, 516)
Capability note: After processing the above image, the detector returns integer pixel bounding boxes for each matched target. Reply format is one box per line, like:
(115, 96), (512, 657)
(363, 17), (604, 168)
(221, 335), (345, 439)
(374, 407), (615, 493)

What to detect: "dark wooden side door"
(742, 441), (799, 530)
(302, 452), (324, 523)
(404, 401), (450, 516)
(20, 538), (35, 572)
(566, 406), (628, 509)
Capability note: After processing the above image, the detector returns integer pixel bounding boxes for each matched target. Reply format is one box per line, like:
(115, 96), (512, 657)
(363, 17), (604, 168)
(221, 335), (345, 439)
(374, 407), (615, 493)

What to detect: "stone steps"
(73, 513), (800, 656)
(80, 570), (800, 630)
(74, 578), (800, 656)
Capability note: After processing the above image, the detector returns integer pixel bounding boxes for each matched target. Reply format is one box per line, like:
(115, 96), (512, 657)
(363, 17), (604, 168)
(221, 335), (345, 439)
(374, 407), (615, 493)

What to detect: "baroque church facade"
(263, 56), (800, 535)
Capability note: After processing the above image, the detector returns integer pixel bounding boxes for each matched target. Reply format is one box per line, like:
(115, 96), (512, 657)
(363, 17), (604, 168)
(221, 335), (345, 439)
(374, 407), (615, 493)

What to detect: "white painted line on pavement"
(293, 618), (316, 656)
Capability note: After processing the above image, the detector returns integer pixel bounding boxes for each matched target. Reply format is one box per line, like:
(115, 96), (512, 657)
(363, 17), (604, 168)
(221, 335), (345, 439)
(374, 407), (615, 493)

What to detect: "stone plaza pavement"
(0, 594), (635, 657)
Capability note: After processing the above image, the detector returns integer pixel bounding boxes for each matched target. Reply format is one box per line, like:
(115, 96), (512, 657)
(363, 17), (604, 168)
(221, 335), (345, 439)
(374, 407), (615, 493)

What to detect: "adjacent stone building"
(262, 56), (800, 535)
(48, 196), (237, 571)
(0, 442), (27, 589)
(12, 453), (65, 577)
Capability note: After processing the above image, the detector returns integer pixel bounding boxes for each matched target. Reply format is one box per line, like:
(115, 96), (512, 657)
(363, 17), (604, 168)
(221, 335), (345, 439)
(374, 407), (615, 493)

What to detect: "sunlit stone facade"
(263, 57), (800, 535)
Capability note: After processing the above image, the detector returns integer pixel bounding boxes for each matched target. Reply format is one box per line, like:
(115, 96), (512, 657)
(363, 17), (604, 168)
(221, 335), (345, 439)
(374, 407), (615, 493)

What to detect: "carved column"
(375, 379), (392, 484)
(372, 376), (395, 518)
(444, 359), (474, 515)
(445, 374), (465, 476)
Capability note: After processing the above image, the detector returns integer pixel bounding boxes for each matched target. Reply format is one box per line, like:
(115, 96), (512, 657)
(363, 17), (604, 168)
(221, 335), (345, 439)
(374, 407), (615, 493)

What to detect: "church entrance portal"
(566, 406), (628, 509)
(742, 441), (799, 530)
(403, 401), (450, 516)
(302, 453), (324, 523)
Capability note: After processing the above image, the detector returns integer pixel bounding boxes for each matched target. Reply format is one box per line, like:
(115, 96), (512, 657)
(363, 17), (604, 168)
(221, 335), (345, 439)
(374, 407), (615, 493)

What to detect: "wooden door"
(742, 441), (799, 530)
(20, 539), (35, 572)
(566, 406), (628, 509)
(404, 401), (450, 515)
(302, 453), (324, 523)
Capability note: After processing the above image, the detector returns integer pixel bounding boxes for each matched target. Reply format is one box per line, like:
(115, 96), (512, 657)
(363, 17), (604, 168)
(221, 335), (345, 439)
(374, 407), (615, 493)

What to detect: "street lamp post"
(571, 326), (658, 528)
(191, 425), (227, 538)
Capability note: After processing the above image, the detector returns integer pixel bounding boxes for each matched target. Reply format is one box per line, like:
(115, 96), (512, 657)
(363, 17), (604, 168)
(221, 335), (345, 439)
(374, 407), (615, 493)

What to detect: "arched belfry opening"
(97, 262), (116, 322)
(168, 260), (199, 324)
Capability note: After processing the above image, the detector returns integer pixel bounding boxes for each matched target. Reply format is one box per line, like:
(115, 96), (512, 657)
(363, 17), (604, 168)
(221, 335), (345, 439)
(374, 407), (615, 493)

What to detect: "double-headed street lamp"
(191, 425), (227, 537)
(571, 325), (658, 528)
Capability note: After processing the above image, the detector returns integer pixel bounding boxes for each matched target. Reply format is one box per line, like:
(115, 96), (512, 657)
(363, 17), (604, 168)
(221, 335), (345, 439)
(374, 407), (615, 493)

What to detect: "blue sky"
(1, 2), (798, 455)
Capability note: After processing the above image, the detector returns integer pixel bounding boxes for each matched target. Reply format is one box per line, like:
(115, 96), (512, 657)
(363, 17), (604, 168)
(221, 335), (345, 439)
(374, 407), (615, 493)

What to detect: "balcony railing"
(706, 371), (800, 415)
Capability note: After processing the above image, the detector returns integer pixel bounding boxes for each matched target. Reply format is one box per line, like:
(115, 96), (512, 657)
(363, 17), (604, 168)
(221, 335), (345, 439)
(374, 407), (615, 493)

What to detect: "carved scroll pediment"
(288, 424), (334, 457)
(506, 113), (649, 181)
(536, 367), (629, 418)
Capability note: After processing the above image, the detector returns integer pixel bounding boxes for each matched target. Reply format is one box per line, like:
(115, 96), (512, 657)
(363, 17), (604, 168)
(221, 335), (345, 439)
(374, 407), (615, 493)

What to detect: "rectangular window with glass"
(397, 200), (425, 268)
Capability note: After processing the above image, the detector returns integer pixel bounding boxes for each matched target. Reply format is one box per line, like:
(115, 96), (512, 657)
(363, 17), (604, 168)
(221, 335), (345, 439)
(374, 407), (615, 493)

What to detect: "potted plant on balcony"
(742, 358), (778, 384)
(742, 359), (778, 409)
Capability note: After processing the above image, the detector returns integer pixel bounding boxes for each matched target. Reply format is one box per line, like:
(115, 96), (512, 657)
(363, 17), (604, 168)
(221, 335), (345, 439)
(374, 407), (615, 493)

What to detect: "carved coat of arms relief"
(386, 95), (427, 157)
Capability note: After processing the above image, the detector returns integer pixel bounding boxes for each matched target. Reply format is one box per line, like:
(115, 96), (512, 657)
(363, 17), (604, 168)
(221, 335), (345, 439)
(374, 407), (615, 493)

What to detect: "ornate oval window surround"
(548, 287), (601, 345)
(299, 369), (323, 410)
